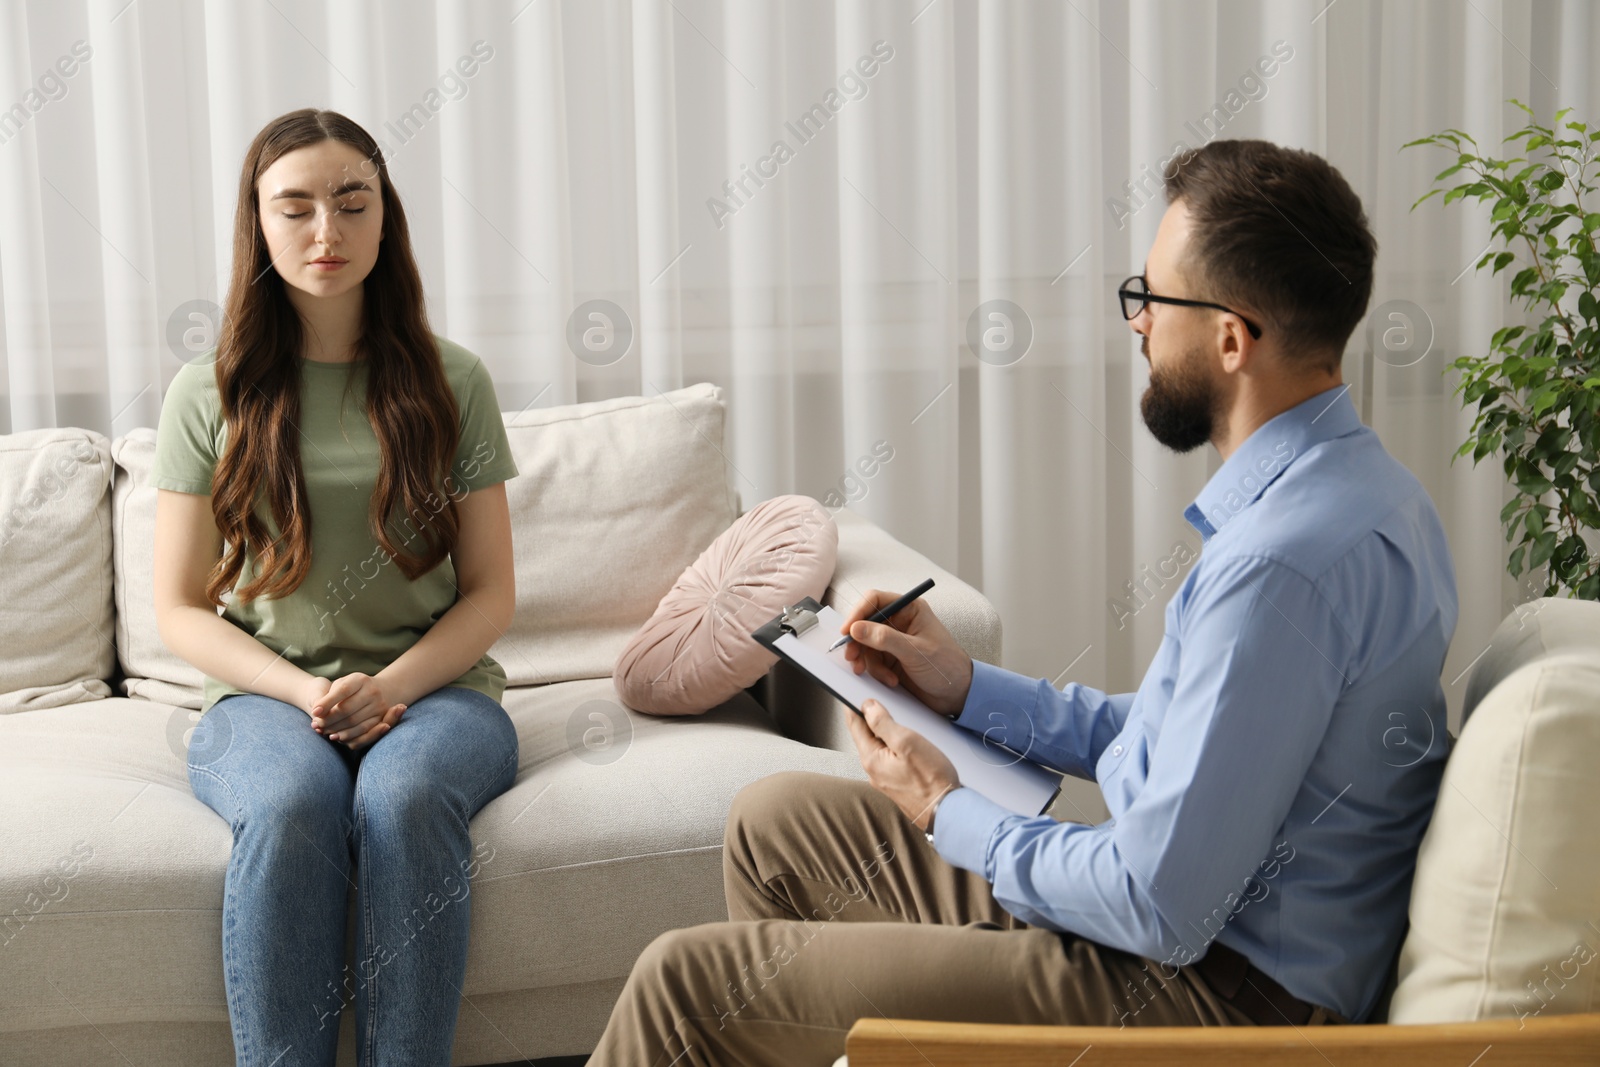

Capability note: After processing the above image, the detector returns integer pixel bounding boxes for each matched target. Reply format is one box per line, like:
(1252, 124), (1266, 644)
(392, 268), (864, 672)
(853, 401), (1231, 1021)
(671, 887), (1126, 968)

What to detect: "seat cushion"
(491, 383), (741, 686)
(1390, 598), (1600, 1024)
(0, 685), (863, 1030)
(0, 428), (116, 712)
(614, 494), (837, 715)
(468, 679), (862, 994)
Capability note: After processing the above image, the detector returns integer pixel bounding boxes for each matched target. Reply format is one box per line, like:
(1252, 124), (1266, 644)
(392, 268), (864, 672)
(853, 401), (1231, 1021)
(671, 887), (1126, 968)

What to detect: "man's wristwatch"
(923, 786), (955, 845)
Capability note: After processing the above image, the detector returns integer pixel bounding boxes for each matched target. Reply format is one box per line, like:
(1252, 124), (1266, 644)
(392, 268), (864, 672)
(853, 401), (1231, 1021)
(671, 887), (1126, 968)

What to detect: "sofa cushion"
(613, 494), (837, 715)
(109, 428), (207, 708)
(0, 685), (862, 1031)
(0, 428), (116, 712)
(1389, 598), (1600, 1025)
(491, 383), (741, 686)
(467, 679), (862, 994)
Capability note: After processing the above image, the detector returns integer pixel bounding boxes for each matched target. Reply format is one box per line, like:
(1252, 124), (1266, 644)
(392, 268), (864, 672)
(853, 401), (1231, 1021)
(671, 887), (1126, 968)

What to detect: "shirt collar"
(1184, 384), (1361, 542)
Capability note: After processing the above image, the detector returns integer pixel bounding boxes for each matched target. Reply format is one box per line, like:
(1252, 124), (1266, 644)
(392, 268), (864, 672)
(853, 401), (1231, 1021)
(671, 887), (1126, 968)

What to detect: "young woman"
(151, 108), (521, 1066)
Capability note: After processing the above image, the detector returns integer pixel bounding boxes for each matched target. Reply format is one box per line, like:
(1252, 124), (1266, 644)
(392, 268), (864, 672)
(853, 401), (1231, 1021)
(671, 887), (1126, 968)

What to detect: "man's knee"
(727, 771), (870, 845)
(630, 922), (732, 998)
(634, 925), (689, 976)
(730, 771), (803, 833)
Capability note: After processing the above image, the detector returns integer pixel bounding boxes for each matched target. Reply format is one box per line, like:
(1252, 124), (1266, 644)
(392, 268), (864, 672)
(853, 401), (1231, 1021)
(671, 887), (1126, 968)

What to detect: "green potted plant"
(1406, 100), (1600, 600)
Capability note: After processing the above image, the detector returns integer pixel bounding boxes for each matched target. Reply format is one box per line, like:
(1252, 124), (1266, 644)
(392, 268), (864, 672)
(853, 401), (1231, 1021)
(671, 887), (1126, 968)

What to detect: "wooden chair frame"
(845, 1013), (1600, 1065)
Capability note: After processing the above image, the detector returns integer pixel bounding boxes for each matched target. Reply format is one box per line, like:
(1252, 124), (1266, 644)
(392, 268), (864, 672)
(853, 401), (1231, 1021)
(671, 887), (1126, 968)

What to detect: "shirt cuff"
(929, 785), (1013, 878)
(954, 658), (1041, 736)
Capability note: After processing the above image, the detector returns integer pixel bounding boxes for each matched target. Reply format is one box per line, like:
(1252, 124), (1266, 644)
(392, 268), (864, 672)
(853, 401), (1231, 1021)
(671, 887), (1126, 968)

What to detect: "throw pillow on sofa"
(0, 428), (116, 711)
(110, 429), (209, 709)
(490, 382), (741, 686)
(614, 495), (837, 715)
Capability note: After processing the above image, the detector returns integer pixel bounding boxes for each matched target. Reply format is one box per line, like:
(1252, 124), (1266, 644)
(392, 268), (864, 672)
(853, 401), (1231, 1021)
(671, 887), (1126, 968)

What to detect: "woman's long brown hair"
(204, 108), (461, 607)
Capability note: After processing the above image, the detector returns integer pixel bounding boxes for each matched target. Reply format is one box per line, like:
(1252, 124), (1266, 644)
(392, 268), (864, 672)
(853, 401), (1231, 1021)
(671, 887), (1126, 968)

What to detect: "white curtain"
(3, 0), (1594, 740)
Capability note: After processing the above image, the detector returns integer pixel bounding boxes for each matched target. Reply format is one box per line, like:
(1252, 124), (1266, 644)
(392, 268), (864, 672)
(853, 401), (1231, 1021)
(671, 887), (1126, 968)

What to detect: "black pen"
(828, 578), (936, 653)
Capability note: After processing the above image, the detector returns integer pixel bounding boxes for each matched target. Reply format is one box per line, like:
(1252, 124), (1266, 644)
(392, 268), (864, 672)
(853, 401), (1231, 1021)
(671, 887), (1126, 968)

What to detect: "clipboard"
(754, 597), (1062, 818)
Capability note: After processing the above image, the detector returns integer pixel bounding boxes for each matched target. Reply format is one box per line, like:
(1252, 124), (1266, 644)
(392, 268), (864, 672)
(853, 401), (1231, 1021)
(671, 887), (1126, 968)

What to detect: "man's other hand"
(848, 698), (960, 832)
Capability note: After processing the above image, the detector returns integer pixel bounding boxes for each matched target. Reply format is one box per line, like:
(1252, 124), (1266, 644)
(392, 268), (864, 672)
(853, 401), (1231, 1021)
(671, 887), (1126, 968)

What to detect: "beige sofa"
(0, 383), (1002, 1065)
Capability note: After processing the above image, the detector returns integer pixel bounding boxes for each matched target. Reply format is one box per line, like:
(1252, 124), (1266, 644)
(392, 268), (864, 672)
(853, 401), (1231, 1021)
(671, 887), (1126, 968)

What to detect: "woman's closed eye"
(283, 207), (366, 219)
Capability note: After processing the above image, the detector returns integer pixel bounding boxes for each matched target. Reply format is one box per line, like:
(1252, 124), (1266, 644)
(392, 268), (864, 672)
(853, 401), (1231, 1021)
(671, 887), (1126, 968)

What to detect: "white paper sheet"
(774, 605), (1062, 818)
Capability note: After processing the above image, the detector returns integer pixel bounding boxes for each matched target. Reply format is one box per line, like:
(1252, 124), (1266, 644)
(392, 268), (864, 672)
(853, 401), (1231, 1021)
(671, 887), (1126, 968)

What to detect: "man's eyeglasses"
(1116, 275), (1263, 340)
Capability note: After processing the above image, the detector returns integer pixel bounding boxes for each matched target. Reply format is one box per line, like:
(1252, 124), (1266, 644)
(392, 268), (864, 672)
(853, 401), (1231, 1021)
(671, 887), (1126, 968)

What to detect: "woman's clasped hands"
(303, 673), (407, 751)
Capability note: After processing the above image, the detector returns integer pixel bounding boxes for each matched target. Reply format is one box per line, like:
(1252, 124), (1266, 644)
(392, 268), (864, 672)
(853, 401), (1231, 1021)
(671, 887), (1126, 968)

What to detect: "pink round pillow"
(613, 495), (838, 715)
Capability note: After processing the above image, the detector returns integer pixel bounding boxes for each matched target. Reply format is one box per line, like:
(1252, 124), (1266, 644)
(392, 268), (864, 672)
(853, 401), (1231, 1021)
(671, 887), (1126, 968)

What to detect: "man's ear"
(1217, 315), (1254, 374)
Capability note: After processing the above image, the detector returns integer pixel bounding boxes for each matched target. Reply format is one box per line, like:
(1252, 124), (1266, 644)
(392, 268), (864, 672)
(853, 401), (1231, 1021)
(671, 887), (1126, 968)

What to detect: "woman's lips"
(310, 260), (346, 271)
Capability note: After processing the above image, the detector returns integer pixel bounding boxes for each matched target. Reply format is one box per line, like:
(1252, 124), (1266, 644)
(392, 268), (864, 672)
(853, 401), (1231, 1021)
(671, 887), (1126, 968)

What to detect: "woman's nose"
(314, 207), (341, 244)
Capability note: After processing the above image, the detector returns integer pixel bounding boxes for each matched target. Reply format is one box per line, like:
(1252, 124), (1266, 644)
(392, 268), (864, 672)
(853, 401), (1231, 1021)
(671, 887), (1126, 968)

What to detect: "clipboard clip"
(777, 603), (820, 637)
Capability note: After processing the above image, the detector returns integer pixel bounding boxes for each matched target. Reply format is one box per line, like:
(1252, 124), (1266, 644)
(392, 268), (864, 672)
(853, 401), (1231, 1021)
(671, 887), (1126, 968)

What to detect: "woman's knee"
(188, 703), (354, 830)
(237, 763), (353, 831)
(359, 691), (518, 814)
(354, 766), (466, 837)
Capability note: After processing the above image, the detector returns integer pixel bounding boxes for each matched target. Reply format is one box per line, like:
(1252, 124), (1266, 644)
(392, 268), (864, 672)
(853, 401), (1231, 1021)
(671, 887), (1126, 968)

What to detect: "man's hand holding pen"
(836, 586), (974, 718)
(838, 587), (974, 832)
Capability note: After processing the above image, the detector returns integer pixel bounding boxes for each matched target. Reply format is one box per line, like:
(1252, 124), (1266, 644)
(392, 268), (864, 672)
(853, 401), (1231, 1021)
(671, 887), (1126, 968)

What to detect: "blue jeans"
(187, 684), (519, 1067)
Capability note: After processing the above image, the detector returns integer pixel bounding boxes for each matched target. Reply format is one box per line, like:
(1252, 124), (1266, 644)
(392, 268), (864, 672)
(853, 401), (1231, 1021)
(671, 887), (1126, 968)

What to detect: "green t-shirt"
(150, 335), (520, 714)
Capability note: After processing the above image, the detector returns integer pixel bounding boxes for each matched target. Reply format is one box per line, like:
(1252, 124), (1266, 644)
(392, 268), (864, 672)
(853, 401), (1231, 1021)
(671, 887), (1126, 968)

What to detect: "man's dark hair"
(1163, 139), (1376, 371)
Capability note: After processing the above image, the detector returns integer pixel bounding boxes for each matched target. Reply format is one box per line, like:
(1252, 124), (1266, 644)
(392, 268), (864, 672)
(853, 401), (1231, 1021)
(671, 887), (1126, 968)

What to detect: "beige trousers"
(587, 771), (1254, 1066)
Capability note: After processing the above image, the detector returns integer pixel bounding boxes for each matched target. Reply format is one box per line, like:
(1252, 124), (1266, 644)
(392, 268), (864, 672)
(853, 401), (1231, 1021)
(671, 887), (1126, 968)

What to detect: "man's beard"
(1139, 339), (1217, 453)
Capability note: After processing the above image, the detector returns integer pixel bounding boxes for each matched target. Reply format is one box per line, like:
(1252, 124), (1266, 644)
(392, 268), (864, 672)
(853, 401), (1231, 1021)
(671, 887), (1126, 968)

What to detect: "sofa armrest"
(763, 507), (1003, 755)
(846, 1013), (1600, 1066)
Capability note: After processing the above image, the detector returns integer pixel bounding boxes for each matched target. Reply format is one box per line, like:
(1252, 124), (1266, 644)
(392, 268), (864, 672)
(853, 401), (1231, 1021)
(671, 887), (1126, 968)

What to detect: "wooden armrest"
(846, 1013), (1600, 1066)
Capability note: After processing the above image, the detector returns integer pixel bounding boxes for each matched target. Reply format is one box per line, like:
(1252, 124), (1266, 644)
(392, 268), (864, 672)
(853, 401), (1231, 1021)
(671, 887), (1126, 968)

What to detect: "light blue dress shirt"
(931, 384), (1458, 1022)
